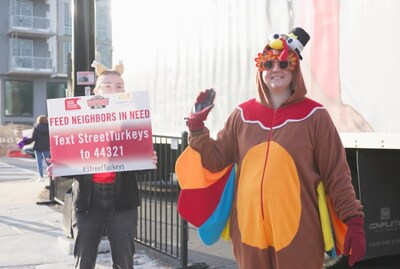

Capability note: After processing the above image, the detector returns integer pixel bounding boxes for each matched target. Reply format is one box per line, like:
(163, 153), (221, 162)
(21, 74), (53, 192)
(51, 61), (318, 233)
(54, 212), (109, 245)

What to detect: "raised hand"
(186, 89), (216, 132)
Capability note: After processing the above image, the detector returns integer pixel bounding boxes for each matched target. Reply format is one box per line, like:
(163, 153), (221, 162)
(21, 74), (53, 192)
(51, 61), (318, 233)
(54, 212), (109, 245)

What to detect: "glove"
(17, 136), (29, 149)
(343, 216), (366, 267)
(186, 89), (216, 132)
(17, 139), (25, 149)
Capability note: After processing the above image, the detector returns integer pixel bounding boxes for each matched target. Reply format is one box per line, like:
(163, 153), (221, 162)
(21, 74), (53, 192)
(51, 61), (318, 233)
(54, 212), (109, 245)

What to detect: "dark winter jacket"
(26, 123), (50, 152)
(71, 171), (141, 213)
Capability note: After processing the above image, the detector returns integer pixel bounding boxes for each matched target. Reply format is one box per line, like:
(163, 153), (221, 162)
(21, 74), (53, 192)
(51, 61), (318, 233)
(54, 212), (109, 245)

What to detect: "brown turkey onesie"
(184, 27), (365, 269)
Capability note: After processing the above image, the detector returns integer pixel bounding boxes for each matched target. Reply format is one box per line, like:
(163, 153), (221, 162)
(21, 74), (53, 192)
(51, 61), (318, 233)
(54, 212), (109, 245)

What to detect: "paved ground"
(1, 157), (400, 269)
(0, 157), (238, 269)
(0, 178), (180, 269)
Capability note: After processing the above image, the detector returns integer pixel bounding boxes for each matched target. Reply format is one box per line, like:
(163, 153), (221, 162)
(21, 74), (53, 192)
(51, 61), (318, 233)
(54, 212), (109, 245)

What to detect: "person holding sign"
(182, 28), (365, 268)
(48, 61), (157, 269)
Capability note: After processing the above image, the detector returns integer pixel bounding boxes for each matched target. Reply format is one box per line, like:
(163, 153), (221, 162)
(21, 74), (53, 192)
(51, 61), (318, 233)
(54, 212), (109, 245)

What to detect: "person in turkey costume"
(185, 27), (365, 269)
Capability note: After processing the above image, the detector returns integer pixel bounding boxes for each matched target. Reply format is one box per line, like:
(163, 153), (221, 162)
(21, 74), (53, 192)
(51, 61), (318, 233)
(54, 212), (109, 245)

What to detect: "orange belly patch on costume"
(237, 141), (301, 250)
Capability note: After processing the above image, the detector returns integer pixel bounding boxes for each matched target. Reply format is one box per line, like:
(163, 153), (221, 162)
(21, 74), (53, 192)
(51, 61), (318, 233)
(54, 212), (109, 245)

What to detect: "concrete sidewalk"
(0, 178), (177, 269)
(2, 168), (400, 269)
(0, 174), (240, 269)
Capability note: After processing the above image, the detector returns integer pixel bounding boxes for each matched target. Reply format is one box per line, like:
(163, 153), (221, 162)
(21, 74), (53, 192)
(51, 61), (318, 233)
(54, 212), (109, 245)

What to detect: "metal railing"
(53, 132), (191, 267)
(9, 14), (51, 32)
(9, 55), (53, 70)
(135, 132), (189, 267)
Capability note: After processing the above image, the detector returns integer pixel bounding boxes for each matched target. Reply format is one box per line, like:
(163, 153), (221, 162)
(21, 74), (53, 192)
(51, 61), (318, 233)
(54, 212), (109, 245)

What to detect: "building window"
(12, 0), (33, 28)
(96, 45), (111, 68)
(64, 3), (72, 35)
(63, 42), (72, 74)
(4, 80), (33, 117)
(47, 82), (67, 99)
(12, 38), (33, 68)
(96, 6), (109, 40)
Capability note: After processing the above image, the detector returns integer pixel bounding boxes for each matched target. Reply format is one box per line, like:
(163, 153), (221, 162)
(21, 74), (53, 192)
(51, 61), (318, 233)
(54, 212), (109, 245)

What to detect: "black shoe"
(45, 185), (50, 190)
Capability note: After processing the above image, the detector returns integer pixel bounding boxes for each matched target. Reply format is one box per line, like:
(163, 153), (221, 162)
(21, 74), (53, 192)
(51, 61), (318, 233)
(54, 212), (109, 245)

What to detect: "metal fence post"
(180, 131), (189, 268)
(36, 177), (57, 205)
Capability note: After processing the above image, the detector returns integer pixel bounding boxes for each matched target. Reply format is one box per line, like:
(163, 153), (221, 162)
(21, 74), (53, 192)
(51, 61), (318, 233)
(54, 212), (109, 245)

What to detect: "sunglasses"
(255, 50), (298, 72)
(263, 60), (290, 70)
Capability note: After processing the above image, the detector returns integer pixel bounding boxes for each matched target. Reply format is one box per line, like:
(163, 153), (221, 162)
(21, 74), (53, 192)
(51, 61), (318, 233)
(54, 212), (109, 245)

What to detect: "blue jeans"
(34, 150), (51, 177)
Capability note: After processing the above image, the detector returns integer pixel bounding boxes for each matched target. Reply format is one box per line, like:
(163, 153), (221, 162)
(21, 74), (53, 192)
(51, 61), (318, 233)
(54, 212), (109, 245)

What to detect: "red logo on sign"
(65, 98), (81, 110)
(87, 96), (109, 109)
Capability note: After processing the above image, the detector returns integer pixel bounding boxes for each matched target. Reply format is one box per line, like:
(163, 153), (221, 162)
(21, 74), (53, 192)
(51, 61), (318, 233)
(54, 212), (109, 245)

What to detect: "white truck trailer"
(111, 0), (400, 266)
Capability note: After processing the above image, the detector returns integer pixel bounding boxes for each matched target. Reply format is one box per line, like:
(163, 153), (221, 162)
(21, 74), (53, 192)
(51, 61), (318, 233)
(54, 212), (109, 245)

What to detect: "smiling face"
(261, 50), (294, 95)
(256, 49), (298, 95)
(255, 40), (308, 108)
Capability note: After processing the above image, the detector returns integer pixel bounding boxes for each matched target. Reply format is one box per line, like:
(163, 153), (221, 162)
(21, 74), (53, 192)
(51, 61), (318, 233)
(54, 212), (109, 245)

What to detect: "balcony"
(8, 14), (55, 38)
(8, 55), (53, 76)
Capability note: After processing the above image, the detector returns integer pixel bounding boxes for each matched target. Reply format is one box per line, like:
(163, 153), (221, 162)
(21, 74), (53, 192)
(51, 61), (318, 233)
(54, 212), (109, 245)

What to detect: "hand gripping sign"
(47, 91), (154, 176)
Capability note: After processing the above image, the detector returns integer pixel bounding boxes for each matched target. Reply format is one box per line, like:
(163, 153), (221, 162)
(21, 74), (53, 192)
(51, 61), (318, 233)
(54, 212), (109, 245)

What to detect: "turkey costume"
(177, 27), (364, 269)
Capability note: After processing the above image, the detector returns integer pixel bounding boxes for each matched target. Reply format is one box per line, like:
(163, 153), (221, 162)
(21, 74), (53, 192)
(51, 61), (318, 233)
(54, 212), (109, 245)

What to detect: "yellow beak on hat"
(269, 39), (285, 50)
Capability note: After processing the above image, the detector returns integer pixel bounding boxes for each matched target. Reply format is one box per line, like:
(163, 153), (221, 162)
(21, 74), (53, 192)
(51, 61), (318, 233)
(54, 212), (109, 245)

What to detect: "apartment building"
(0, 0), (112, 125)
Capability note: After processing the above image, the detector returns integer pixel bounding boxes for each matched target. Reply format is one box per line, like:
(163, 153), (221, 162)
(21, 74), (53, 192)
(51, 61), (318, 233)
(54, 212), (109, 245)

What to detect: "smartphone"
(194, 88), (216, 112)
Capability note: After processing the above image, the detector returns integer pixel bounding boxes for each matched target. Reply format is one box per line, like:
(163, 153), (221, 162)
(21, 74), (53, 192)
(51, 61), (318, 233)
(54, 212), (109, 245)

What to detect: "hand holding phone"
(193, 88), (216, 113)
(186, 88), (216, 132)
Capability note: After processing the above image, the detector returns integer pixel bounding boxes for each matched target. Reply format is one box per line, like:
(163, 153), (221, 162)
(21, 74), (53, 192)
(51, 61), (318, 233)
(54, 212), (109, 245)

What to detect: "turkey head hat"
(254, 27), (310, 107)
(255, 26), (310, 71)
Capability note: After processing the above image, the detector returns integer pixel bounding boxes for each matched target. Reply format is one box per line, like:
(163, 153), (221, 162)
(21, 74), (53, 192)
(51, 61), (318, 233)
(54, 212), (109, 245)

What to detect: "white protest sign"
(47, 91), (154, 176)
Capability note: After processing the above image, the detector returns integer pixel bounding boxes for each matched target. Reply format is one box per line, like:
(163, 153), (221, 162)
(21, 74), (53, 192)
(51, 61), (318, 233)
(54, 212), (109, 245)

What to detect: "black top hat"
(286, 27), (310, 60)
